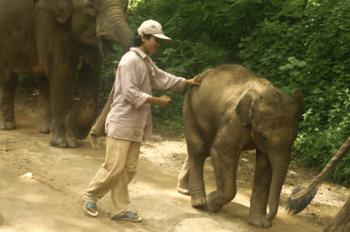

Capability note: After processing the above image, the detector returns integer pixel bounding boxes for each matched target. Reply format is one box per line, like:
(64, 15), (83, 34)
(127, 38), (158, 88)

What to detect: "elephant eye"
(259, 134), (268, 142)
(253, 129), (268, 143)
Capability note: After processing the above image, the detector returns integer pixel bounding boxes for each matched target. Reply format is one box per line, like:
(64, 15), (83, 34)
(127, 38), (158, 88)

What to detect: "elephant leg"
(177, 156), (190, 195)
(188, 136), (207, 208)
(184, 122), (208, 208)
(248, 150), (273, 228)
(182, 94), (208, 207)
(207, 127), (240, 212)
(0, 71), (18, 130)
(324, 196), (350, 232)
(37, 76), (51, 133)
(207, 146), (239, 212)
(48, 64), (77, 148)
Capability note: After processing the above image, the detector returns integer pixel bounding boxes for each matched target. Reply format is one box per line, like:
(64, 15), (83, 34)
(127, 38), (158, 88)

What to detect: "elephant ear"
(43, 0), (73, 23)
(234, 89), (259, 126)
(293, 89), (304, 119)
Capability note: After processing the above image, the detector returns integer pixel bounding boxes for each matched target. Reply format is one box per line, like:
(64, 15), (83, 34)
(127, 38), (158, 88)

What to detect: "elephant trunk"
(96, 0), (134, 52)
(74, 57), (101, 139)
(75, 95), (98, 139)
(266, 153), (291, 221)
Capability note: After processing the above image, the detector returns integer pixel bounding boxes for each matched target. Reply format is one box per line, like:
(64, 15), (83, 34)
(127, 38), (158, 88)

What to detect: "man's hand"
(185, 78), (200, 86)
(146, 95), (171, 107)
(156, 95), (171, 107)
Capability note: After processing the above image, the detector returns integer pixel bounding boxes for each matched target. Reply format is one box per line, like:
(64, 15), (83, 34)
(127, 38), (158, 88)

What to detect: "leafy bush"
(239, 0), (350, 184)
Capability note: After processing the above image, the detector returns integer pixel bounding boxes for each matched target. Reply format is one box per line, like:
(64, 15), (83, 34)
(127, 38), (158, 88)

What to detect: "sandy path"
(0, 100), (348, 232)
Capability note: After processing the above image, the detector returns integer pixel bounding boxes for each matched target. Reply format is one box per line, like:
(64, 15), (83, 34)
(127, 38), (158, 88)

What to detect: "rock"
(20, 172), (33, 179)
(288, 170), (297, 178)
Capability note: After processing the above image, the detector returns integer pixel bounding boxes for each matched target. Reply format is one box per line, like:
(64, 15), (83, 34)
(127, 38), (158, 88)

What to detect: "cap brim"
(153, 34), (172, 40)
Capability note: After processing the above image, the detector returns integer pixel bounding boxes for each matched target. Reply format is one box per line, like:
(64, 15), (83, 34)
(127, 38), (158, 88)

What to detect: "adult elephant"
(177, 65), (304, 227)
(287, 136), (350, 232)
(0, 0), (133, 147)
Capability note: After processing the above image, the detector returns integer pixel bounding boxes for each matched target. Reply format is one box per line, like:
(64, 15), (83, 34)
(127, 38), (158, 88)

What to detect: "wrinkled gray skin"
(177, 65), (304, 228)
(0, 0), (133, 147)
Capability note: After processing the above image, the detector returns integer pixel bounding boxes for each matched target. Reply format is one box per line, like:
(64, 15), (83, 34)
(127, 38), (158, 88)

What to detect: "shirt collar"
(130, 47), (148, 60)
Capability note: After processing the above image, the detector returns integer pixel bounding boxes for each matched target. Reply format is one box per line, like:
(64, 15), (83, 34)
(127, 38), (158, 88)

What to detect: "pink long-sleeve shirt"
(105, 47), (186, 142)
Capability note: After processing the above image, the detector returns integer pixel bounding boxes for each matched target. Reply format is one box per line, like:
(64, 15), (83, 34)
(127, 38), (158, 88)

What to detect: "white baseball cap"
(137, 20), (172, 40)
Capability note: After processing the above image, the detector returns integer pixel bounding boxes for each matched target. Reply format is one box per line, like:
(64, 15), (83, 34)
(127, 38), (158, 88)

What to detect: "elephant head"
(35, 0), (96, 43)
(35, 0), (134, 139)
(37, 0), (133, 51)
(236, 88), (304, 220)
(71, 0), (99, 47)
(72, 0), (134, 54)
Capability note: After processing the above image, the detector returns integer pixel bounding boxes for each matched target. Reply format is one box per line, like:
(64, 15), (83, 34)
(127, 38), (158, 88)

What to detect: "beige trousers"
(83, 137), (141, 215)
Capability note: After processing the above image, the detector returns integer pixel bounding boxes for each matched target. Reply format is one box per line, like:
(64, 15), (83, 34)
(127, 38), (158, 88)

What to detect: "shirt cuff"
(178, 77), (187, 91)
(133, 92), (151, 109)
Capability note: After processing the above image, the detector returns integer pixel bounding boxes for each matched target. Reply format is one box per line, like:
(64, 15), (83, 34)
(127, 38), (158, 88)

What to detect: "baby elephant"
(177, 65), (303, 227)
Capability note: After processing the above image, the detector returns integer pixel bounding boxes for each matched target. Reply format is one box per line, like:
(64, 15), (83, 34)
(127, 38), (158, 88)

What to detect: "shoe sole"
(111, 212), (142, 223)
(83, 208), (99, 217)
(113, 217), (143, 223)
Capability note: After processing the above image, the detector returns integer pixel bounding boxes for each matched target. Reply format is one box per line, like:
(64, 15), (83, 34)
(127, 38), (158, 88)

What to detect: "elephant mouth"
(80, 28), (99, 47)
(97, 37), (114, 57)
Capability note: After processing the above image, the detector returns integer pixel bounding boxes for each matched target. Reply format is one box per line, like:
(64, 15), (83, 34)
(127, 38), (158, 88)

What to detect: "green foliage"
(128, 0), (279, 61)
(239, 0), (350, 184)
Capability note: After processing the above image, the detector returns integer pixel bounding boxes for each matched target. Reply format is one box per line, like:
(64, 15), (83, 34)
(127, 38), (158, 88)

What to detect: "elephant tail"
(286, 184), (320, 215)
(287, 136), (350, 214)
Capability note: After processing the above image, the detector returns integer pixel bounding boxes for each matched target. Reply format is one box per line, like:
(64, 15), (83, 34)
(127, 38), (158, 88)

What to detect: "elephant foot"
(248, 214), (272, 228)
(50, 132), (78, 148)
(0, 121), (16, 130)
(207, 191), (225, 212)
(191, 192), (207, 209)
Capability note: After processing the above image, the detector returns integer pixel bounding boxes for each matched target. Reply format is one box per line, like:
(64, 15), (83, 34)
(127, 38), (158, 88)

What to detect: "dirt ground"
(0, 95), (349, 232)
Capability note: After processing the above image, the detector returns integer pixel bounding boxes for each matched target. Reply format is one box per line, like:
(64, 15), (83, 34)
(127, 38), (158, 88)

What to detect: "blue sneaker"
(111, 210), (142, 222)
(83, 201), (99, 217)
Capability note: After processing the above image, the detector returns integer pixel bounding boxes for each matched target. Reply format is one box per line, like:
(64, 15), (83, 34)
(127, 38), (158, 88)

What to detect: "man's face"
(142, 35), (161, 55)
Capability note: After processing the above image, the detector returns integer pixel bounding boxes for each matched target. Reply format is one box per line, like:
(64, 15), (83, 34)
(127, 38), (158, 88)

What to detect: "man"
(82, 19), (199, 222)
